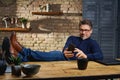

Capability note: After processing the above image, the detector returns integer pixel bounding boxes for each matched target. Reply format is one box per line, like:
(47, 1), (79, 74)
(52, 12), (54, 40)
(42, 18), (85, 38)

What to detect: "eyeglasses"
(79, 29), (91, 32)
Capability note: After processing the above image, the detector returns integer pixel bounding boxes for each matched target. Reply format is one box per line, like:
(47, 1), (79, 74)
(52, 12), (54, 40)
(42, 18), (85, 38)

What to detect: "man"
(63, 19), (103, 60)
(2, 19), (103, 63)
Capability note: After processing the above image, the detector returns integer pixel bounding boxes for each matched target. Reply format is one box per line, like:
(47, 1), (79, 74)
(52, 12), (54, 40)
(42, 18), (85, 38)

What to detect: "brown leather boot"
(10, 42), (18, 57)
(10, 31), (22, 53)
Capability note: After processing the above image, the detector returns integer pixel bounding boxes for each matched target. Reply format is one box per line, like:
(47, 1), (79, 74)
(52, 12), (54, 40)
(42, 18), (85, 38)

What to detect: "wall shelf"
(0, 28), (31, 32)
(32, 12), (63, 15)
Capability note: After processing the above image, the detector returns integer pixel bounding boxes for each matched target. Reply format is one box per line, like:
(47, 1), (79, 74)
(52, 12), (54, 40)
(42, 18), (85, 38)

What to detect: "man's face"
(79, 24), (92, 40)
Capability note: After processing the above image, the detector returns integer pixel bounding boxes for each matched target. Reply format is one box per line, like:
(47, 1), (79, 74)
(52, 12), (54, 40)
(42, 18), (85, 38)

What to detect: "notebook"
(95, 58), (120, 65)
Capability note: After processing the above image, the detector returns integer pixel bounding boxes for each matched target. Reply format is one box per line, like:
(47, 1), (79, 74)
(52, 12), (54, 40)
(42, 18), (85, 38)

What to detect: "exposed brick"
(0, 0), (82, 51)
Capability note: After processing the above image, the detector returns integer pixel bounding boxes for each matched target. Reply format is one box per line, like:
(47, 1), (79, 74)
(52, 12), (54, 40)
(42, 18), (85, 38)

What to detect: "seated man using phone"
(63, 19), (103, 60)
(2, 19), (103, 63)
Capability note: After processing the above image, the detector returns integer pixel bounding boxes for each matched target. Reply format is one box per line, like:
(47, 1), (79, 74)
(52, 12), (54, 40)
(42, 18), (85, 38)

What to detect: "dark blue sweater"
(63, 36), (103, 60)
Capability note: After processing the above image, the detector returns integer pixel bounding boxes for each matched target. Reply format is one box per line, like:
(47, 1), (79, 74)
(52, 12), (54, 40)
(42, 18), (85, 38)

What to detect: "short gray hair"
(79, 19), (93, 29)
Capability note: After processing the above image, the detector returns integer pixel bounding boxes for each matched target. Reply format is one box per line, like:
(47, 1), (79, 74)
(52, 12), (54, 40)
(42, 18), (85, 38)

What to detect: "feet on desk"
(1, 31), (23, 64)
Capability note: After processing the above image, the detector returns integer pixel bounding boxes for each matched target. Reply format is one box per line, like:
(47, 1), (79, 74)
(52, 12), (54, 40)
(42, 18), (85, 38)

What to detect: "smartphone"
(67, 43), (76, 53)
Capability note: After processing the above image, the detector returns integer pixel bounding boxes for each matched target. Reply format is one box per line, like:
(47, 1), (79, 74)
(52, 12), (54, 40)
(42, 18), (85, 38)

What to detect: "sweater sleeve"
(62, 36), (74, 52)
(87, 40), (103, 60)
(62, 36), (75, 60)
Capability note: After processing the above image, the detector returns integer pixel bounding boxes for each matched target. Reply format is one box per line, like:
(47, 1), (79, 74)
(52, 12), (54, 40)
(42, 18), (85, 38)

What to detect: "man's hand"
(74, 48), (87, 59)
(63, 48), (74, 59)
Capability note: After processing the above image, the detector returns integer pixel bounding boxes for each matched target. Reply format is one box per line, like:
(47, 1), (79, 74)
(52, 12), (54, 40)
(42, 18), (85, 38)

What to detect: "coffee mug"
(77, 58), (88, 70)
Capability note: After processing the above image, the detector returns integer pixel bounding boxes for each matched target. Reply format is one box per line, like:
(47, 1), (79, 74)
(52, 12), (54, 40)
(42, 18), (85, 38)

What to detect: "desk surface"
(0, 61), (120, 80)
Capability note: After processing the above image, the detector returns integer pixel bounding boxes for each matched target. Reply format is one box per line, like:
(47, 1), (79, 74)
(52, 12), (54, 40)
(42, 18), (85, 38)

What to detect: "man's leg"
(10, 32), (66, 62)
(18, 48), (66, 62)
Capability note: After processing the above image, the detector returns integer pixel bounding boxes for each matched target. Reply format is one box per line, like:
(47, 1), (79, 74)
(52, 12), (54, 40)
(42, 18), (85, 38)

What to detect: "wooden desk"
(0, 61), (120, 80)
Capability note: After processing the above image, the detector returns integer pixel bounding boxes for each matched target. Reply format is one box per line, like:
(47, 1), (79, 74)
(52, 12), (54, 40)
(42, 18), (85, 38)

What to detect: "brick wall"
(0, 0), (82, 52)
